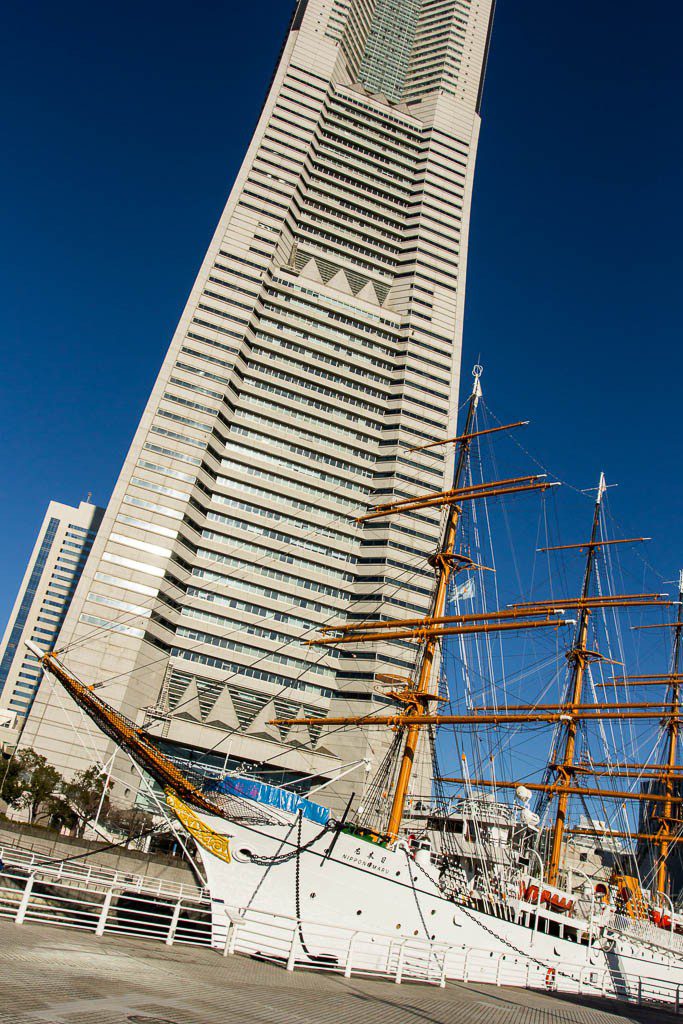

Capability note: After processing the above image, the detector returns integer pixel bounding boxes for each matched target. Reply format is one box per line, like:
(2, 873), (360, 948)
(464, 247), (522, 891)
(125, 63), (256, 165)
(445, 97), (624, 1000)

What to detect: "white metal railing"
(0, 861), (681, 1011)
(0, 843), (206, 902)
(607, 910), (683, 953)
(0, 864), (211, 946)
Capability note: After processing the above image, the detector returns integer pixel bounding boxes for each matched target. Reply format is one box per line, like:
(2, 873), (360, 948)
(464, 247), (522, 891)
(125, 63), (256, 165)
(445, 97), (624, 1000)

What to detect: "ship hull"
(189, 806), (683, 1000)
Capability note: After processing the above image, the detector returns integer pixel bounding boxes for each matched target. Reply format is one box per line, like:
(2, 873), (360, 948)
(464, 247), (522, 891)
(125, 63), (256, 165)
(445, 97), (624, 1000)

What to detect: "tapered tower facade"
(21, 0), (495, 813)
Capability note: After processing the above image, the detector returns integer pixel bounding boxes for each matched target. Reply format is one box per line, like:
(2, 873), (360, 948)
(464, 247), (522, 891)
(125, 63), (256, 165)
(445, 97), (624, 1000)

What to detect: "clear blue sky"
(1, 0), (682, 630)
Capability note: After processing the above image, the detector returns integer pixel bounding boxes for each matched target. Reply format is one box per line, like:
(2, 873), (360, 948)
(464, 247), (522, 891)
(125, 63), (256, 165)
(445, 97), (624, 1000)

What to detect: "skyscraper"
(0, 500), (103, 735)
(21, 0), (495, 813)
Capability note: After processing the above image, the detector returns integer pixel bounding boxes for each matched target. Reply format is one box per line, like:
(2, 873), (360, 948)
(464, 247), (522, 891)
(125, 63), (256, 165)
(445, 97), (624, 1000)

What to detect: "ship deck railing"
(607, 910), (683, 954)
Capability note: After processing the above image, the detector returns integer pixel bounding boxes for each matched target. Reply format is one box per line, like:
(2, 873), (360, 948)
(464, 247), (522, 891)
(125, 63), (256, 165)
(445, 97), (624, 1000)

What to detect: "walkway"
(0, 920), (675, 1024)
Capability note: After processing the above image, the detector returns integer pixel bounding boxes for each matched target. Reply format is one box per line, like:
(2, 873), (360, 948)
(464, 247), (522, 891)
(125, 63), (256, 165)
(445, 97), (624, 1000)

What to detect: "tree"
(105, 804), (155, 839)
(0, 752), (24, 807)
(62, 765), (112, 837)
(0, 748), (63, 824)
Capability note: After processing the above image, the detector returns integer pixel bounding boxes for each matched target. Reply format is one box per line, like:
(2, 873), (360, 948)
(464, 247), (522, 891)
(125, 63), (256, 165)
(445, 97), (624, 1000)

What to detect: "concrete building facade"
(0, 500), (104, 740)
(21, 0), (495, 813)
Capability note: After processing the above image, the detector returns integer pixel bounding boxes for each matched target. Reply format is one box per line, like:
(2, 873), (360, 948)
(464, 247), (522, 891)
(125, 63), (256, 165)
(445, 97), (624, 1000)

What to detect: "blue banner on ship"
(209, 776), (330, 826)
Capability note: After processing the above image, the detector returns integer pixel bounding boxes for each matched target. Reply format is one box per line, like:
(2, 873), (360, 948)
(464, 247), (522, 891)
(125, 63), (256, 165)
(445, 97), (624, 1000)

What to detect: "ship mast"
(654, 570), (683, 895)
(288, 367), (563, 841)
(545, 473), (606, 885)
(274, 385), (674, 866)
(385, 365), (482, 838)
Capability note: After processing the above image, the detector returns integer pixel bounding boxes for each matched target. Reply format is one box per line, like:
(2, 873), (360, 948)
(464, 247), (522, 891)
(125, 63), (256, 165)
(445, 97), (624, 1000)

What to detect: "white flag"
(452, 577), (475, 600)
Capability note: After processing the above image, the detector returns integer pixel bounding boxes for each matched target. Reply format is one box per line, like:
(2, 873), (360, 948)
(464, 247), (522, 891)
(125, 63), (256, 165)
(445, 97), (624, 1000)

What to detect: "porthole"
(413, 929), (419, 935)
(310, 893), (316, 899)
(396, 924), (401, 930)
(395, 871), (401, 877)
(430, 909), (436, 916)
(234, 848), (254, 862)
(356, 910), (362, 916)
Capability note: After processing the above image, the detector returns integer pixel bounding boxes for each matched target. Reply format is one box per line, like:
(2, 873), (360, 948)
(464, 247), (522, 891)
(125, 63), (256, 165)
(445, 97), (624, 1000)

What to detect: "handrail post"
(165, 898), (183, 946)
(439, 947), (448, 989)
(222, 916), (233, 957)
(344, 932), (358, 978)
(675, 983), (680, 1014)
(225, 916), (242, 956)
(637, 977), (643, 1005)
(95, 887), (115, 937)
(495, 953), (503, 986)
(395, 940), (407, 985)
(462, 947), (471, 983)
(15, 874), (35, 925)
(286, 923), (298, 972)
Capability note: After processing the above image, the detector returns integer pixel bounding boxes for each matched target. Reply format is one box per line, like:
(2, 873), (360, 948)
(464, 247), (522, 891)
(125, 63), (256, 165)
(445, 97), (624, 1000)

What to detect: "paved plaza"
(0, 920), (676, 1024)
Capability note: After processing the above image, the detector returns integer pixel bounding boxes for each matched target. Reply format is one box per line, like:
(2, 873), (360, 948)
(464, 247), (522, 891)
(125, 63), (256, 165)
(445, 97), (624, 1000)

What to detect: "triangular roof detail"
(172, 677), (203, 722)
(245, 700), (281, 741)
(205, 687), (240, 730)
(327, 269), (353, 295)
(357, 280), (378, 304)
(299, 258), (324, 284)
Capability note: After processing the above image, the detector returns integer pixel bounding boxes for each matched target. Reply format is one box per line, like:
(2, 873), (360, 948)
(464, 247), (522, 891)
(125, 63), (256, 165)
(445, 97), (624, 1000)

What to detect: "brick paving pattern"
(0, 920), (675, 1024)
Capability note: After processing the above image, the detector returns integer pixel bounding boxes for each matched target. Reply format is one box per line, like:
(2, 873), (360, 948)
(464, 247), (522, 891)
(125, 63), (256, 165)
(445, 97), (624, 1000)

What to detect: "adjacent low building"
(0, 500), (104, 738)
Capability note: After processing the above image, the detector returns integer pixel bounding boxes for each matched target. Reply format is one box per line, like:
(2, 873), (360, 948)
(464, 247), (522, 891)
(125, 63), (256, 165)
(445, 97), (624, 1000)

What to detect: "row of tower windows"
(205, 510), (355, 565)
(221, 440), (372, 492)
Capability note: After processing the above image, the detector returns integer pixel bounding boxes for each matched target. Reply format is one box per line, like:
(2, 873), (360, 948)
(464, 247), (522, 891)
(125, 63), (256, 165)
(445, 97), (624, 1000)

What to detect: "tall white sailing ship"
(28, 365), (683, 1003)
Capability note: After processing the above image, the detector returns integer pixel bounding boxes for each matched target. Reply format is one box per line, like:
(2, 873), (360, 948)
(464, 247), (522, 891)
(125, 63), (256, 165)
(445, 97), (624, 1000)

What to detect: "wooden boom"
(24, 644), (225, 819)
(538, 538), (650, 553)
(567, 828), (683, 844)
(408, 420), (529, 452)
(273, 709), (683, 728)
(320, 606), (568, 634)
(357, 476), (557, 522)
(510, 594), (671, 612)
(307, 616), (571, 646)
(436, 776), (683, 804)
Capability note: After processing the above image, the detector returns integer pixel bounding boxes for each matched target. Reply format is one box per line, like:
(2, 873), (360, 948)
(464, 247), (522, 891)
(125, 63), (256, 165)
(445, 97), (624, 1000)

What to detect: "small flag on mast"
(451, 577), (475, 601)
